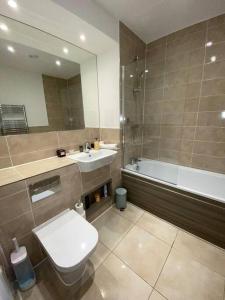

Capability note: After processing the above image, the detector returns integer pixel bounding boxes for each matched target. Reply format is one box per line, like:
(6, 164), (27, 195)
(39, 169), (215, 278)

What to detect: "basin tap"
(84, 142), (91, 153)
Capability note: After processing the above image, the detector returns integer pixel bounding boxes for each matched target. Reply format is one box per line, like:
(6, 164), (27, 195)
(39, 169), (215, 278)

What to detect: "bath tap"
(130, 158), (138, 165)
(130, 158), (141, 165)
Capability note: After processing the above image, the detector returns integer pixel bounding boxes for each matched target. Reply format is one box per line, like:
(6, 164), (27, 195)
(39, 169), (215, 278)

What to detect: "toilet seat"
(33, 209), (98, 273)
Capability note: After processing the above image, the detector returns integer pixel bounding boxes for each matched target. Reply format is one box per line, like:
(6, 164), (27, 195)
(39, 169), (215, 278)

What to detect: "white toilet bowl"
(33, 209), (98, 285)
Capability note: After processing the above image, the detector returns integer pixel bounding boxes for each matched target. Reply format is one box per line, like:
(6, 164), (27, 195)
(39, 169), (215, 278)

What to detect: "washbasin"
(68, 149), (117, 172)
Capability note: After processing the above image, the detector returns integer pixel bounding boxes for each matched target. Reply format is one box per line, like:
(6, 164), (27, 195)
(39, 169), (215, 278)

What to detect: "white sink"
(68, 149), (117, 172)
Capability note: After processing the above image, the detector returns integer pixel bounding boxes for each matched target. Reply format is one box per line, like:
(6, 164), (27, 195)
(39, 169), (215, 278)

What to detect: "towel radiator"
(0, 104), (29, 135)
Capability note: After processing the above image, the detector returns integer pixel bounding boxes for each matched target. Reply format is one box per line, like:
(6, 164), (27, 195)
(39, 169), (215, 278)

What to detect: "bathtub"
(125, 158), (225, 203)
(123, 158), (225, 248)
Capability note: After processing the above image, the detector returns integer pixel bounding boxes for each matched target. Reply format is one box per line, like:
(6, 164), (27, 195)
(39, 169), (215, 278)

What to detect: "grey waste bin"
(116, 188), (127, 210)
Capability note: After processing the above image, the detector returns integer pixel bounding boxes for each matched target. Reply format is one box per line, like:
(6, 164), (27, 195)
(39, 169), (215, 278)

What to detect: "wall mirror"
(0, 15), (99, 135)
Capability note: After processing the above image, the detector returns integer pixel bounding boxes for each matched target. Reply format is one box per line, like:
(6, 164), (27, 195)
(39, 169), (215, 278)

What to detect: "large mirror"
(0, 15), (99, 135)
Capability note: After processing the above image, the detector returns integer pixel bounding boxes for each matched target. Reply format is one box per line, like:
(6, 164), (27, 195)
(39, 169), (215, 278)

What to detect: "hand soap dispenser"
(10, 238), (36, 291)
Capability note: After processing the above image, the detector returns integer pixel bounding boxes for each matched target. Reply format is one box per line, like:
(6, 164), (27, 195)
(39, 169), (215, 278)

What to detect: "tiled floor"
(19, 203), (225, 300)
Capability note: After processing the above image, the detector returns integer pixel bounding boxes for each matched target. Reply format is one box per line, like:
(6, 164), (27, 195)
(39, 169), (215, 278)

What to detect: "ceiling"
(0, 0), (118, 56)
(95, 0), (225, 43)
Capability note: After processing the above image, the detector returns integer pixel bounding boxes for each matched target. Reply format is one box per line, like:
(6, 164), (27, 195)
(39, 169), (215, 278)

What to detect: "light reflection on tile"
(114, 225), (170, 286)
(156, 248), (225, 300)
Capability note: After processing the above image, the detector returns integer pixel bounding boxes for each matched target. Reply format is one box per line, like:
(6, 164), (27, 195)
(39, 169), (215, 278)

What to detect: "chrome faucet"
(130, 157), (141, 171)
(130, 157), (139, 165)
(84, 142), (91, 153)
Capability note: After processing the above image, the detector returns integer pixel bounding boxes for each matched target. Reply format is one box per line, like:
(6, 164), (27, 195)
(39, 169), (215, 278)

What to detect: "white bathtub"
(125, 158), (225, 203)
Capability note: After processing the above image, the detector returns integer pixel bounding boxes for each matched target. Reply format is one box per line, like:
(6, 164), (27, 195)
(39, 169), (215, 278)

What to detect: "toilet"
(33, 209), (98, 285)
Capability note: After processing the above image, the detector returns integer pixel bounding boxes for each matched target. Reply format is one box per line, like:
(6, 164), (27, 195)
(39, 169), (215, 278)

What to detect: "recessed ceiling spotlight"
(8, 0), (18, 8)
(210, 56), (217, 63)
(63, 47), (69, 54)
(130, 74), (134, 78)
(56, 60), (61, 66)
(7, 46), (15, 53)
(145, 69), (149, 73)
(206, 41), (213, 47)
(0, 23), (8, 32)
(80, 34), (86, 41)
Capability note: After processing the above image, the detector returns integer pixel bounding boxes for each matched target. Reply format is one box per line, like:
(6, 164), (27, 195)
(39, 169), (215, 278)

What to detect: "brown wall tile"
(195, 127), (225, 142)
(207, 25), (225, 44)
(139, 13), (225, 174)
(7, 132), (58, 155)
(6, 132), (58, 165)
(205, 42), (225, 63)
(204, 60), (225, 80)
(192, 154), (225, 174)
(202, 79), (225, 96)
(197, 112), (225, 127)
(193, 141), (225, 156)
(0, 188), (30, 225)
(0, 212), (34, 247)
(208, 14), (225, 28)
(0, 137), (11, 168)
(0, 157), (12, 169)
(100, 128), (120, 144)
(199, 96), (225, 111)
(0, 137), (9, 156)
(58, 129), (89, 151)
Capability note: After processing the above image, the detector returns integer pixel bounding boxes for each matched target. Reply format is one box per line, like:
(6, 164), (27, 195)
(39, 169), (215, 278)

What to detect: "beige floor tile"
(20, 261), (61, 300)
(114, 225), (170, 286)
(156, 248), (225, 300)
(173, 230), (225, 276)
(137, 212), (178, 245)
(149, 290), (167, 300)
(18, 284), (59, 300)
(79, 253), (152, 300)
(113, 202), (144, 223)
(89, 241), (111, 271)
(93, 208), (133, 250)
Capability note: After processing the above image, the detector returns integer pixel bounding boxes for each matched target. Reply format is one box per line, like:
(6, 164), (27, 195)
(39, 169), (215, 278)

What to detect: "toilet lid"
(33, 209), (98, 272)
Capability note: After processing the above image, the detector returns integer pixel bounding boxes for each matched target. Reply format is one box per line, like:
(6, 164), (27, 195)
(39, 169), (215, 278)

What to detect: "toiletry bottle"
(10, 238), (36, 291)
(94, 138), (100, 150)
(95, 191), (101, 203)
(104, 184), (108, 198)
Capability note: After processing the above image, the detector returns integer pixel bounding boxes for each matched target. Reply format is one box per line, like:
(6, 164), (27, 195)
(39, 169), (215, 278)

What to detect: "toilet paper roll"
(75, 202), (86, 219)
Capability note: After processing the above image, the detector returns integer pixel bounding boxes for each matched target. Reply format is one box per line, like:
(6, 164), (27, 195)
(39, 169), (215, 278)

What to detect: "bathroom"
(0, 0), (225, 299)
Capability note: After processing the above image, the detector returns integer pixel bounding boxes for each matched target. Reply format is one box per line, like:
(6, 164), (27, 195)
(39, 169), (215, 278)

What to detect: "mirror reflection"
(0, 15), (99, 135)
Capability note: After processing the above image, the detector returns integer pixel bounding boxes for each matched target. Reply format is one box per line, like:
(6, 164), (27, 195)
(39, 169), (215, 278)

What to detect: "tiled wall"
(120, 22), (146, 66)
(42, 75), (67, 131)
(0, 128), (99, 169)
(120, 22), (146, 165)
(143, 13), (225, 174)
(67, 75), (85, 129)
